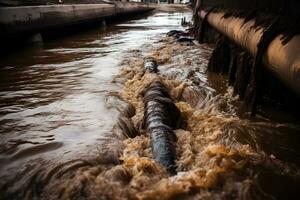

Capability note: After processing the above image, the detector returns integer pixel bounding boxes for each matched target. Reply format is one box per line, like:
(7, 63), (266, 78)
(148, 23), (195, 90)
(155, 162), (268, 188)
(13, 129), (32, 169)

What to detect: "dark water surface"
(0, 10), (300, 200)
(0, 12), (188, 158)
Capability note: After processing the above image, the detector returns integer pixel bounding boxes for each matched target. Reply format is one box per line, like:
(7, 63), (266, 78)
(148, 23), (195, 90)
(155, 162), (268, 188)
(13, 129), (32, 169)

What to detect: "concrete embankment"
(152, 4), (190, 12)
(0, 2), (154, 43)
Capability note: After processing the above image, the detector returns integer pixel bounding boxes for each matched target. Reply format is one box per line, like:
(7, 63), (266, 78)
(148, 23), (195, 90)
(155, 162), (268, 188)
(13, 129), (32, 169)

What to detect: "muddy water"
(1, 11), (300, 200)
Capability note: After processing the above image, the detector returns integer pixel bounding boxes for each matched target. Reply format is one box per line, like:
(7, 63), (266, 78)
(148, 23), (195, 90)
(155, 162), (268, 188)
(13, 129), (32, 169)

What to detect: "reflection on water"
(0, 12), (191, 198)
(1, 10), (300, 200)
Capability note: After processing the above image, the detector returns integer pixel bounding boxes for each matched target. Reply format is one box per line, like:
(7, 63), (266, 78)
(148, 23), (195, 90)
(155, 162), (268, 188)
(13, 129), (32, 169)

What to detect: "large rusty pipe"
(199, 10), (300, 95)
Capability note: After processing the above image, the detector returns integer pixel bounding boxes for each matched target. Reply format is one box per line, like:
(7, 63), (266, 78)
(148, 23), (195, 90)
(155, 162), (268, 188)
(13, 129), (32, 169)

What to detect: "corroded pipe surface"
(143, 81), (180, 174)
(199, 10), (300, 95)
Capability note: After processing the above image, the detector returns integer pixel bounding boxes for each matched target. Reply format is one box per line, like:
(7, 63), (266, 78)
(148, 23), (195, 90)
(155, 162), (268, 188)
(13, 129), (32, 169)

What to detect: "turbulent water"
(0, 10), (300, 200)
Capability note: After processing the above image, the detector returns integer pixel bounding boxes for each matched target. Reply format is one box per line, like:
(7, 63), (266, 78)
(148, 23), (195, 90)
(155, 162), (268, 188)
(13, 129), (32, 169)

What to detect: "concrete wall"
(0, 2), (154, 40)
(0, 0), (106, 7)
(115, 2), (151, 14)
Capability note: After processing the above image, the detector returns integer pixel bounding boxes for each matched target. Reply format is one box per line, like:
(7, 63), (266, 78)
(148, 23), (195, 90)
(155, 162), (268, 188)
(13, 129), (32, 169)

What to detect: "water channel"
(0, 9), (300, 200)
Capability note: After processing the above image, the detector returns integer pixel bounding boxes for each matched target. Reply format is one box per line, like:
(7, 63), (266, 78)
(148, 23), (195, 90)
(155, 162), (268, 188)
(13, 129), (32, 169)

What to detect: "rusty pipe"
(199, 10), (300, 95)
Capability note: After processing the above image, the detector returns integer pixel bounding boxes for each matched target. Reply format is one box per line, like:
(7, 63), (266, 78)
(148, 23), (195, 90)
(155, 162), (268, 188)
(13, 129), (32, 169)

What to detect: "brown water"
(0, 11), (300, 200)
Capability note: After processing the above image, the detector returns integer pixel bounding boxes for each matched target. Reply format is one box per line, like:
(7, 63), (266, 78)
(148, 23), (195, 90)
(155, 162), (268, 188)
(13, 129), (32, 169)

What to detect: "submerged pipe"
(143, 81), (180, 174)
(142, 60), (180, 174)
(199, 10), (300, 96)
(144, 57), (158, 73)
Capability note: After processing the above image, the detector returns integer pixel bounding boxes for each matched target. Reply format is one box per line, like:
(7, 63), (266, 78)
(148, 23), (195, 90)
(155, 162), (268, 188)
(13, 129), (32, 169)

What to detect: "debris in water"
(176, 36), (194, 45)
(143, 57), (158, 74)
